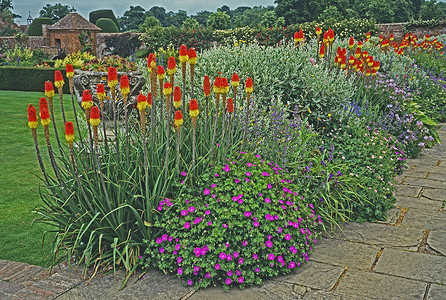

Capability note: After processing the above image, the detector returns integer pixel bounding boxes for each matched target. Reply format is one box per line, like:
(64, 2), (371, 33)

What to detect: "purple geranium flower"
(184, 222), (190, 229)
(284, 234), (291, 240)
(203, 189), (210, 195)
(225, 278), (232, 285)
(265, 240), (273, 248)
(268, 253), (275, 261)
(177, 256), (182, 264)
(244, 211), (252, 217)
(177, 267), (183, 274)
(215, 263), (221, 270)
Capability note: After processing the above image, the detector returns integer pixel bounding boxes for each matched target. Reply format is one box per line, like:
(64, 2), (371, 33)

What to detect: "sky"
(12, 0), (276, 25)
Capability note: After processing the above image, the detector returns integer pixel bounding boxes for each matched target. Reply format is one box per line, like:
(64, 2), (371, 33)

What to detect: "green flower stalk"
(44, 81), (63, 155)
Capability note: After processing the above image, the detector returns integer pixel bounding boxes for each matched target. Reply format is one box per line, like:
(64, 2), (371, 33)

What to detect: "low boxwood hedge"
(0, 66), (69, 93)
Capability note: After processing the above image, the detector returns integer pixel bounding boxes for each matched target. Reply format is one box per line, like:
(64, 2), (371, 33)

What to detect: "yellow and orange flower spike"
(203, 75), (211, 97)
(227, 98), (234, 113)
(108, 66), (118, 88)
(379, 34), (383, 42)
(188, 48), (197, 65)
(179, 45), (188, 62)
(90, 106), (100, 127)
(245, 77), (253, 94)
(28, 103), (38, 129)
(348, 55), (355, 66)
(167, 56), (177, 76)
(214, 76), (222, 94)
(425, 34), (430, 41)
(54, 70), (64, 88)
(366, 69), (371, 77)
(349, 37), (354, 50)
(39, 97), (51, 127)
(357, 40), (363, 50)
(328, 28), (334, 45)
(137, 93), (148, 111)
(365, 31), (370, 42)
(371, 69), (377, 76)
(173, 86), (181, 110)
(316, 26), (321, 37)
(189, 99), (199, 118)
(373, 61), (380, 71)
(65, 121), (75, 145)
(157, 65), (166, 81)
(355, 47), (361, 59)
(319, 43), (325, 59)
(163, 82), (173, 96)
(340, 57), (346, 69)
(97, 83), (106, 101)
(147, 53), (156, 71)
(45, 81), (55, 98)
(174, 110), (184, 128)
(390, 34), (394, 42)
(66, 64), (74, 78)
(323, 31), (328, 46)
(81, 90), (93, 110)
(231, 72), (239, 88)
(120, 75), (130, 96)
(147, 92), (152, 109)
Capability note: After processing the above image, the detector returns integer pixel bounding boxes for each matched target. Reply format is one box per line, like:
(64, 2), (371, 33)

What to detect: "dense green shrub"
(96, 18), (119, 33)
(0, 66), (69, 93)
(27, 17), (53, 36)
(89, 9), (120, 31)
(142, 152), (323, 290)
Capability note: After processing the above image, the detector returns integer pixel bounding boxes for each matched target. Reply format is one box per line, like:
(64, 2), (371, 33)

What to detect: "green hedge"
(96, 18), (119, 33)
(27, 17), (53, 36)
(0, 66), (69, 93)
(89, 10), (120, 31)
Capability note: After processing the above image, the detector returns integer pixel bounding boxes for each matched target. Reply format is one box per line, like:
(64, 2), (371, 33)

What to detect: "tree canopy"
(39, 3), (75, 22)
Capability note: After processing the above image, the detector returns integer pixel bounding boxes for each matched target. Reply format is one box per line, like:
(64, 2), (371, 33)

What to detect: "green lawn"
(0, 90), (82, 266)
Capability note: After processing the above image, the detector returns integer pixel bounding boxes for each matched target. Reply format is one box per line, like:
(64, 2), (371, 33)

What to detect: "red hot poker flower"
(231, 72), (239, 87)
(167, 56), (176, 75)
(245, 77), (253, 94)
(120, 75), (130, 96)
(189, 99), (199, 118)
(45, 81), (55, 98)
(108, 66), (118, 88)
(66, 64), (74, 78)
(188, 48), (197, 65)
(54, 70), (64, 88)
(163, 82), (173, 96)
(97, 83), (106, 100)
(137, 94), (148, 111)
(157, 65), (166, 80)
(65, 121), (75, 143)
(174, 110), (184, 128)
(316, 26), (321, 37)
(81, 90), (93, 110)
(147, 92), (152, 109)
(349, 37), (354, 49)
(203, 75), (211, 96)
(179, 45), (188, 63)
(227, 98), (234, 113)
(28, 103), (38, 129)
(174, 86), (181, 109)
(90, 106), (100, 127)
(222, 77), (229, 94)
(39, 97), (50, 126)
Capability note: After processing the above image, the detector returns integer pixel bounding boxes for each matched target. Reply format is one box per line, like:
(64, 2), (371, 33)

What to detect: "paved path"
(2, 124), (445, 300)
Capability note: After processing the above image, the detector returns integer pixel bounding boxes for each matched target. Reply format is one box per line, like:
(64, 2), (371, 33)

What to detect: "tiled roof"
(49, 12), (101, 31)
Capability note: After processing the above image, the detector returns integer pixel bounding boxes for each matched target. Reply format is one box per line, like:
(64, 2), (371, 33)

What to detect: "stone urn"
(73, 69), (146, 120)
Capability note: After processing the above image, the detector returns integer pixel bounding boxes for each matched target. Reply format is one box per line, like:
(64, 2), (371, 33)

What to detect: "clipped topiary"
(141, 152), (323, 290)
(96, 18), (119, 33)
(89, 9), (120, 31)
(27, 17), (53, 36)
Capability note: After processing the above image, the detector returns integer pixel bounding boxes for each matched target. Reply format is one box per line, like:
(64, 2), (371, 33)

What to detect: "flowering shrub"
(81, 55), (138, 72)
(54, 51), (96, 69)
(321, 119), (407, 222)
(142, 153), (322, 290)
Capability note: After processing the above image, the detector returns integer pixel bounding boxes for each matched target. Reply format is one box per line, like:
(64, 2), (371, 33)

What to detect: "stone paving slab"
(56, 268), (192, 300)
(394, 185), (422, 197)
(427, 284), (446, 300)
(410, 165), (446, 174)
(439, 161), (446, 167)
(426, 172), (446, 181)
(302, 290), (361, 300)
(325, 222), (422, 249)
(273, 261), (345, 291)
(405, 158), (441, 166)
(334, 270), (427, 300)
(426, 230), (446, 256)
(310, 238), (379, 270)
(402, 177), (446, 189)
(401, 209), (446, 230)
(402, 171), (429, 179)
(374, 247), (446, 284)
(188, 281), (307, 300)
(421, 188), (446, 201)
(394, 196), (443, 210)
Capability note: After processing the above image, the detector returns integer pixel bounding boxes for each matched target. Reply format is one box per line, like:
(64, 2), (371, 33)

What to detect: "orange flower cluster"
(108, 66), (118, 88)
(203, 75), (211, 97)
(163, 82), (173, 96)
(179, 45), (188, 63)
(97, 83), (106, 100)
(81, 90), (93, 110)
(167, 56), (177, 76)
(189, 99), (199, 118)
(294, 30), (304, 45)
(188, 48), (197, 65)
(147, 53), (156, 70)
(157, 65), (166, 80)
(66, 64), (74, 78)
(231, 73), (239, 87)
(174, 111), (184, 128)
(227, 98), (234, 113)
(245, 77), (253, 94)
(65, 121), (75, 143)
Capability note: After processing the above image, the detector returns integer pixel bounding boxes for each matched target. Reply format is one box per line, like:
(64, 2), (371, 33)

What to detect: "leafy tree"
(182, 17), (200, 29)
(420, 0), (445, 20)
(410, 0), (424, 19)
(138, 15), (161, 32)
(275, 17), (286, 28)
(392, 0), (413, 22)
(1, 0), (20, 18)
(148, 6), (167, 25)
(365, 0), (395, 23)
(207, 11), (230, 29)
(192, 10), (211, 26)
(118, 6), (148, 31)
(275, 0), (325, 25)
(39, 3), (75, 22)
(260, 11), (277, 27)
(319, 5), (344, 21)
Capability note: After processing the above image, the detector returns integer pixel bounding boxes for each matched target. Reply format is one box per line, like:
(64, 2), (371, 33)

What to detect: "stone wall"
(95, 32), (144, 57)
(378, 22), (446, 42)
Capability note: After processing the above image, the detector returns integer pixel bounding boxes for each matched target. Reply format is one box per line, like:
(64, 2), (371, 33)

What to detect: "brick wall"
(378, 23), (446, 42)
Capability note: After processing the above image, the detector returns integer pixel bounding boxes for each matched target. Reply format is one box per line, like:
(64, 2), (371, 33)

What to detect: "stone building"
(42, 12), (101, 57)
